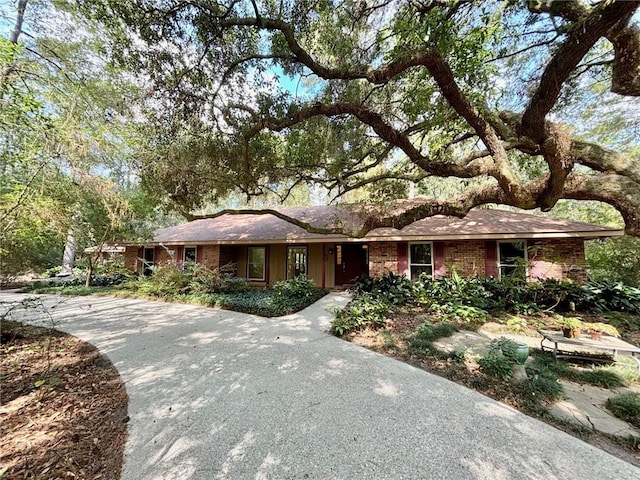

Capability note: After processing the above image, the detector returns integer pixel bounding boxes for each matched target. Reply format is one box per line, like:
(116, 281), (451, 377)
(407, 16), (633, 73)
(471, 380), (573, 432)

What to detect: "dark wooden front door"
(335, 244), (369, 285)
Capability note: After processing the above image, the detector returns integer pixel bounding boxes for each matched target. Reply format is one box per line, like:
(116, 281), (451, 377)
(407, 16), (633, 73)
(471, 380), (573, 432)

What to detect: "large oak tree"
(78, 0), (640, 236)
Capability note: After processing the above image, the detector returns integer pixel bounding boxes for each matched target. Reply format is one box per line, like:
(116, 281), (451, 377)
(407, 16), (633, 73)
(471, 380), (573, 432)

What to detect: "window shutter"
(485, 241), (499, 277)
(433, 241), (446, 277)
(397, 242), (408, 276)
(137, 247), (143, 272)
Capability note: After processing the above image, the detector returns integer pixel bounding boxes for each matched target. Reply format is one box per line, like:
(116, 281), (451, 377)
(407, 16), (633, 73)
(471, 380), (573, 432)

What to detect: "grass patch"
(528, 351), (627, 389)
(407, 322), (457, 355)
(379, 330), (397, 350)
(605, 393), (640, 429)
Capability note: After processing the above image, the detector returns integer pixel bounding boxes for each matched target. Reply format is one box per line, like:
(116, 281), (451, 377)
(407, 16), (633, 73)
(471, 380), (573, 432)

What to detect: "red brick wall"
(200, 245), (221, 269)
(442, 240), (487, 277)
(366, 238), (586, 283)
(155, 246), (175, 266)
(529, 238), (587, 283)
(369, 242), (399, 277)
(123, 246), (139, 271)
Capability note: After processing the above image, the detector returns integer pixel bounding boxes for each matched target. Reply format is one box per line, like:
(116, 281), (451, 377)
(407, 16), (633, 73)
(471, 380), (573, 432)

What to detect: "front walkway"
(1, 291), (638, 479)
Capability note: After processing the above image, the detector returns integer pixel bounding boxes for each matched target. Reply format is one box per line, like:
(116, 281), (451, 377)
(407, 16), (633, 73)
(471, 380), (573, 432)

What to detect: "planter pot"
(589, 331), (603, 341)
(514, 343), (529, 365)
(562, 327), (581, 339)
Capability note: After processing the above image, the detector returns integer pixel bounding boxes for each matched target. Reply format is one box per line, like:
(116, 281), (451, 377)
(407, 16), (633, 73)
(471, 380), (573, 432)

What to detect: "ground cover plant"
(332, 272), (640, 464)
(606, 393), (640, 429)
(25, 267), (327, 317)
(332, 273), (640, 337)
(0, 318), (128, 479)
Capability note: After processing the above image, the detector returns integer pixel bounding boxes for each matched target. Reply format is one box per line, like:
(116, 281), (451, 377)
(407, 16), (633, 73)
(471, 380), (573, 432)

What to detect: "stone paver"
(2, 291), (639, 479)
(550, 381), (640, 437)
(435, 328), (640, 439)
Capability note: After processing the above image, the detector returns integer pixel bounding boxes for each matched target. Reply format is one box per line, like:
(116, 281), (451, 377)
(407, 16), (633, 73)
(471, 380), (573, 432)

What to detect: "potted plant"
(559, 316), (583, 339)
(582, 322), (619, 341)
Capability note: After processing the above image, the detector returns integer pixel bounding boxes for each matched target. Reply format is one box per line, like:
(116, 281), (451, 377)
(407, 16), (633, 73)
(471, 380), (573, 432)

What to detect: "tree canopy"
(75, 0), (639, 236)
(0, 0), (157, 278)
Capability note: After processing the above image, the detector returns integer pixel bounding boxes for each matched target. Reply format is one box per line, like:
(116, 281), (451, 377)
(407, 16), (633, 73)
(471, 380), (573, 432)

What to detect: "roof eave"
(139, 229), (624, 246)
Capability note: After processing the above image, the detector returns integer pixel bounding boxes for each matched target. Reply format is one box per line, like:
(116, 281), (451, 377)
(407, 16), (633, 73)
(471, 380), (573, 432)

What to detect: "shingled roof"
(148, 205), (622, 245)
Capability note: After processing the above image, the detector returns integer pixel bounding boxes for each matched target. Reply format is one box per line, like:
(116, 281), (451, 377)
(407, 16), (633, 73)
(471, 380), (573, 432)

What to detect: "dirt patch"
(0, 320), (128, 479)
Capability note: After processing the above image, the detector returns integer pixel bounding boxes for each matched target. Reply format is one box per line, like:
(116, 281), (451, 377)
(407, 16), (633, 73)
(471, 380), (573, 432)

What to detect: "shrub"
(517, 373), (564, 403)
(348, 271), (640, 319)
(133, 265), (191, 297)
(330, 294), (392, 336)
(605, 393), (640, 429)
(505, 315), (528, 332)
(188, 264), (249, 294)
(444, 305), (488, 323)
(478, 353), (514, 380)
(353, 272), (414, 305)
(587, 235), (640, 288)
(487, 337), (521, 363)
(272, 275), (318, 303)
(581, 281), (640, 314)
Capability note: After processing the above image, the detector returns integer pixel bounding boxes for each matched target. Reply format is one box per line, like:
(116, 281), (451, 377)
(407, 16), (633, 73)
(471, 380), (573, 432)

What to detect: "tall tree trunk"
(59, 229), (75, 277)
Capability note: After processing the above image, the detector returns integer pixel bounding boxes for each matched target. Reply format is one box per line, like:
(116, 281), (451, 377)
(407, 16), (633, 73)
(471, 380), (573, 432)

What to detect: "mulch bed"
(1, 320), (128, 479)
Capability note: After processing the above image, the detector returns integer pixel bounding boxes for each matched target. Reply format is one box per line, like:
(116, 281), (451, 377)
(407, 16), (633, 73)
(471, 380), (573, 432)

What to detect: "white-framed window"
(287, 245), (308, 279)
(247, 246), (266, 281)
(409, 242), (433, 280)
(184, 246), (197, 265)
(498, 240), (527, 279)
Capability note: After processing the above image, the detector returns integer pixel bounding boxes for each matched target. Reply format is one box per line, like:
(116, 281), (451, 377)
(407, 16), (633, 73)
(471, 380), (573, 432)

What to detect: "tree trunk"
(85, 256), (93, 288)
(58, 229), (76, 277)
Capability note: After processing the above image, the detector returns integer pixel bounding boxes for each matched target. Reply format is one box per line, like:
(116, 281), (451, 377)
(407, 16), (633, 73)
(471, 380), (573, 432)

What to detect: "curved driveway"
(2, 291), (639, 479)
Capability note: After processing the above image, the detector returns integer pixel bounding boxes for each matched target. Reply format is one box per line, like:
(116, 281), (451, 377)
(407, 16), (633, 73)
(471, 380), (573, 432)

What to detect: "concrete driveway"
(2, 291), (639, 479)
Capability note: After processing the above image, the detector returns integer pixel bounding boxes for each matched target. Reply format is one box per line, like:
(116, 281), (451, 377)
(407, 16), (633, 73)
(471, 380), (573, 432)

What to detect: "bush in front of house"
(330, 293), (393, 336)
(188, 264), (250, 294)
(269, 275), (327, 315)
(352, 272), (415, 305)
(417, 275), (640, 315)
(24, 268), (131, 293)
(331, 272), (640, 340)
(211, 275), (327, 317)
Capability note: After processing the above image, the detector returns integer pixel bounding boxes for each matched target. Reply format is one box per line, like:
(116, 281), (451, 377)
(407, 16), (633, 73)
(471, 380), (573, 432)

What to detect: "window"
(287, 246), (308, 279)
(498, 241), (527, 279)
(247, 246), (266, 281)
(184, 246), (197, 265)
(409, 243), (433, 280)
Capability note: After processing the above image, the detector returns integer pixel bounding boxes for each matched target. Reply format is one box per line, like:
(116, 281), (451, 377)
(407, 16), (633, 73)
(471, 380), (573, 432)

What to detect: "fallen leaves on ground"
(1, 320), (128, 479)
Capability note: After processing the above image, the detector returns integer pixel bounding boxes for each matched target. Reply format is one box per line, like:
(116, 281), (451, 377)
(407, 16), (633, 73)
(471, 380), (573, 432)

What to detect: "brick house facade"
(120, 206), (618, 287)
(366, 238), (587, 284)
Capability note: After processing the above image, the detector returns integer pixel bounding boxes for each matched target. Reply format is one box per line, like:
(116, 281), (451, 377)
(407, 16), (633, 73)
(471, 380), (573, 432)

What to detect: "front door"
(335, 244), (369, 285)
